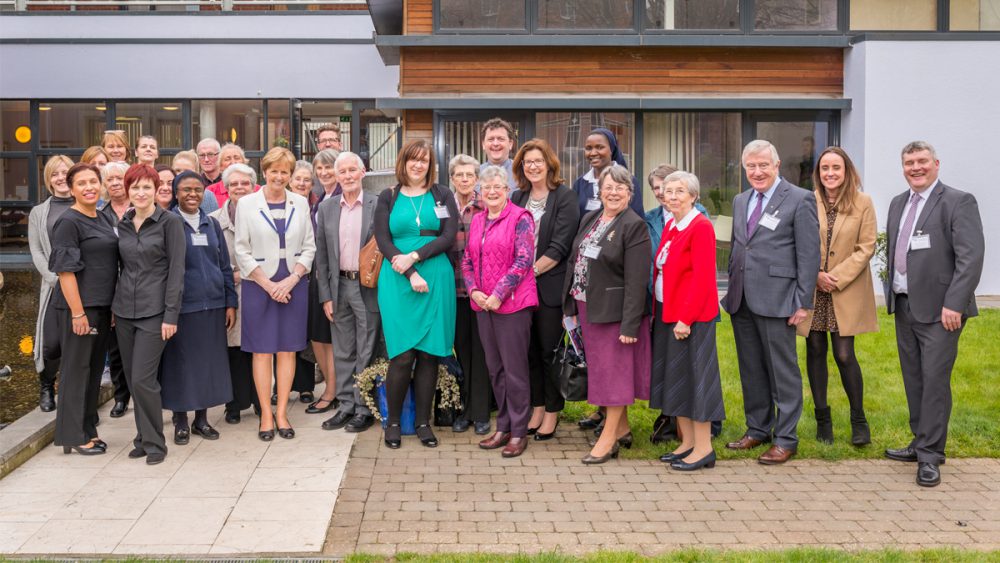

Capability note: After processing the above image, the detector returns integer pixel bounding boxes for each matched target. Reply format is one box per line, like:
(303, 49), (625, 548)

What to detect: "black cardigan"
(374, 183), (459, 280)
(510, 184), (580, 308)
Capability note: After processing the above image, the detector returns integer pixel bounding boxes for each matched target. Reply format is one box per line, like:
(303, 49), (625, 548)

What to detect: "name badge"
(191, 233), (209, 246)
(759, 213), (780, 231)
(434, 205), (450, 219)
(585, 198), (601, 211)
(910, 233), (931, 250)
(582, 245), (601, 260)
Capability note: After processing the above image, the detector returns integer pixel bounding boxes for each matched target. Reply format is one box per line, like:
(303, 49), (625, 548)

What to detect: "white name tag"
(759, 213), (780, 231)
(585, 198), (601, 211)
(191, 233), (209, 246)
(582, 245), (601, 260)
(434, 205), (450, 219)
(910, 233), (931, 250)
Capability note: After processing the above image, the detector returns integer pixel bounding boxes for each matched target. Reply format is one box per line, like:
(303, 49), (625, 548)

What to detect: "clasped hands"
(267, 274), (299, 303)
(470, 290), (501, 312)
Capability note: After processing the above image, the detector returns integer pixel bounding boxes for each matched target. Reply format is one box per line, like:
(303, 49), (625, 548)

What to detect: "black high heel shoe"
(578, 410), (605, 430)
(671, 450), (716, 471)
(534, 420), (559, 441)
(582, 444), (619, 464)
(588, 432), (632, 449)
(416, 424), (438, 448)
(659, 447), (693, 463)
(258, 416), (275, 442)
(63, 442), (105, 456)
(384, 423), (401, 449)
(276, 416), (295, 439)
(91, 438), (107, 451)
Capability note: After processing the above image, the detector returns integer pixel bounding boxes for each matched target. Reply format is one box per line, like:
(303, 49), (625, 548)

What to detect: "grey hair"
(334, 151), (366, 172)
(312, 148), (341, 169)
(101, 161), (129, 181)
(741, 139), (780, 165)
(647, 163), (678, 188)
(901, 140), (937, 160)
(480, 164), (509, 187)
(662, 170), (701, 199)
(222, 163), (257, 187)
(448, 153), (480, 178)
(219, 142), (246, 161)
(598, 163), (633, 192)
(293, 160), (313, 177)
(196, 138), (221, 153)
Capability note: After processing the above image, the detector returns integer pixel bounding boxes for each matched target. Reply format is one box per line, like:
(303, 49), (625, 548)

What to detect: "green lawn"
(560, 308), (1000, 461)
(348, 548), (1000, 562)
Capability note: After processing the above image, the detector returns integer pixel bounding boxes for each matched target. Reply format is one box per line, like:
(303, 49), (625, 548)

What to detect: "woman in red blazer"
(650, 171), (725, 471)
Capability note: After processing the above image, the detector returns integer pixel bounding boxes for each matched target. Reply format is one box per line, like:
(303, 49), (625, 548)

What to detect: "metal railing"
(5, 0), (362, 11)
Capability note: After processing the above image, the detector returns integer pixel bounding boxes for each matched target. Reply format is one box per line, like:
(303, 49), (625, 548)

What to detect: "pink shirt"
(339, 195), (364, 271)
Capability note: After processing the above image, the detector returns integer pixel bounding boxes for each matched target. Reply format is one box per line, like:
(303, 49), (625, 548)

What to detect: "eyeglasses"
(452, 172), (476, 179)
(197, 152), (219, 160)
(481, 185), (507, 193)
(661, 189), (688, 196)
(523, 159), (546, 169)
(744, 163), (772, 172)
(601, 185), (631, 194)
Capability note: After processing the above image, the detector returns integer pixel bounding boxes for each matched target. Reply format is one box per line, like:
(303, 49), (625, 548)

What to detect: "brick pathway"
(324, 429), (1000, 557)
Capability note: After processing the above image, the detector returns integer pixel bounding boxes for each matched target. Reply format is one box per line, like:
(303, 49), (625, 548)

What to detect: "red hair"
(123, 164), (160, 194)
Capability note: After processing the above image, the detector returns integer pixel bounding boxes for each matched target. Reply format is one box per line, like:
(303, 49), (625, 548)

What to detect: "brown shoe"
(758, 444), (795, 465)
(479, 431), (511, 450)
(725, 435), (768, 450)
(501, 437), (528, 458)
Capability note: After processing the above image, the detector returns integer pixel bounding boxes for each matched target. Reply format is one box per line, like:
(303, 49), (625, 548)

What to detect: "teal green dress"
(377, 192), (456, 359)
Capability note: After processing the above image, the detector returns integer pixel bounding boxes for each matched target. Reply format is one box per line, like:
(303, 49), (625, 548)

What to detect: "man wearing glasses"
(197, 138), (223, 186)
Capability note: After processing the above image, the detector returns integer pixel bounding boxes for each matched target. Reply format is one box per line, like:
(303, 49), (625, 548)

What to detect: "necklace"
(526, 196), (546, 211)
(408, 190), (426, 227)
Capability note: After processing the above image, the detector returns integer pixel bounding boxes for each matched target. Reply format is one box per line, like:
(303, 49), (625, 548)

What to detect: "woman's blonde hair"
(42, 155), (73, 194)
(101, 130), (132, 161)
(261, 146), (296, 174)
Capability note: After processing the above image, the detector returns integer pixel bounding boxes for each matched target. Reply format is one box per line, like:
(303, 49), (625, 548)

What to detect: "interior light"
(14, 126), (31, 144)
(162, 106), (179, 111)
(95, 105), (107, 111)
(39, 105), (51, 111)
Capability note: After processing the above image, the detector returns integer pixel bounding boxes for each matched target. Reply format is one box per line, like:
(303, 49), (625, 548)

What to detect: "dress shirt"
(113, 206), (187, 323)
(746, 177), (780, 219)
(339, 194), (364, 271)
(892, 180), (939, 295)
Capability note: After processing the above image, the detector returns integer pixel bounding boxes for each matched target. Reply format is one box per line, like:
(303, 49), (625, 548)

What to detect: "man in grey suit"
(721, 140), (820, 465)
(884, 141), (984, 487)
(314, 151), (381, 433)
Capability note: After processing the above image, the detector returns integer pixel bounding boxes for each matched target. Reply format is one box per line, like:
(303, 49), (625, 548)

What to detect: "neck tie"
(746, 192), (765, 237)
(894, 192), (922, 276)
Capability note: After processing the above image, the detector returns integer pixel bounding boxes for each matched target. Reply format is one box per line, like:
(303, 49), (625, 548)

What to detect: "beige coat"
(210, 203), (243, 347)
(798, 190), (879, 337)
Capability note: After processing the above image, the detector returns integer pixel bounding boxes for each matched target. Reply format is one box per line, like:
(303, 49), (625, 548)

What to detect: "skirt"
(649, 304), (725, 423)
(577, 301), (650, 407)
(161, 308), (234, 411)
(241, 262), (309, 354)
(307, 273), (333, 343)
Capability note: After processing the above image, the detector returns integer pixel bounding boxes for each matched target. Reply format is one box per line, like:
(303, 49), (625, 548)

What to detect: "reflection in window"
(755, 0), (838, 31)
(267, 100), (292, 151)
(645, 0), (739, 30)
(851, 0), (937, 30)
(951, 0), (1000, 30)
(537, 0), (635, 30)
(439, 0), (527, 29)
(193, 100), (263, 152)
(536, 112), (635, 183)
(38, 103), (107, 149)
(755, 121), (829, 190)
(442, 118), (523, 170)
(116, 103), (184, 150)
(359, 109), (401, 173)
(1, 157), (30, 202)
(1, 101), (31, 152)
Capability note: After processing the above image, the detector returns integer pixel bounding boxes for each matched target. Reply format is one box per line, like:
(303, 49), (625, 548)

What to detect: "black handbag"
(555, 331), (588, 402)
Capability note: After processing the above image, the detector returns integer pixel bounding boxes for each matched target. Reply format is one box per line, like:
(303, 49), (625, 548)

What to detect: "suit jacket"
(721, 179), (820, 318)
(884, 181), (984, 323)
(797, 191), (879, 337)
(314, 191), (379, 312)
(562, 209), (651, 338)
(510, 184), (580, 308)
(234, 189), (316, 279)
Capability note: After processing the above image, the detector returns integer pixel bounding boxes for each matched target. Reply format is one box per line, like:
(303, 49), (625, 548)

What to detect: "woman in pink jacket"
(461, 165), (538, 458)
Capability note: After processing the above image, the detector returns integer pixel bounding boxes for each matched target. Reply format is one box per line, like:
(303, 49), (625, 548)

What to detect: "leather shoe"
(452, 416), (471, 433)
(173, 426), (190, 445)
(224, 410), (241, 424)
(726, 435), (768, 450)
(479, 431), (511, 450)
(39, 384), (56, 412)
(917, 462), (941, 487)
(345, 413), (375, 433)
(192, 424), (220, 440)
(109, 401), (128, 418)
(501, 437), (528, 458)
(534, 421), (560, 441)
(146, 452), (165, 465)
(758, 444), (795, 465)
(474, 421), (491, 435)
(577, 410), (605, 429)
(128, 447), (147, 459)
(582, 444), (619, 464)
(671, 450), (717, 471)
(305, 398), (336, 414)
(299, 391), (314, 403)
(384, 423), (401, 449)
(322, 411), (353, 431)
(660, 447), (693, 463)
(885, 446), (918, 462)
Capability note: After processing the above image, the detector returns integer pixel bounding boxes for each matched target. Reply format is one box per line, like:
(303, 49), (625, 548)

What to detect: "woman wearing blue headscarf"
(571, 128), (644, 219)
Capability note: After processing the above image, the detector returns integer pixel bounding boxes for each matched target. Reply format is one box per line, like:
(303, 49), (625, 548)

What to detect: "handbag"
(554, 331), (588, 402)
(359, 236), (383, 288)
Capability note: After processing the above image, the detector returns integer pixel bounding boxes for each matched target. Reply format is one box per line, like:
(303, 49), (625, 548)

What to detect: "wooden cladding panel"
(401, 47), (843, 95)
(405, 0), (433, 34)
(403, 109), (434, 143)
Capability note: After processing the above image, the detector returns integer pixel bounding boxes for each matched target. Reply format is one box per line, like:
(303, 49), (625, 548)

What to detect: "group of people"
(27, 118), (984, 487)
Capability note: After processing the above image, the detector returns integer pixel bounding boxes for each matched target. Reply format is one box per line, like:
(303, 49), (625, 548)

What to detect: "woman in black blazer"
(510, 139), (581, 440)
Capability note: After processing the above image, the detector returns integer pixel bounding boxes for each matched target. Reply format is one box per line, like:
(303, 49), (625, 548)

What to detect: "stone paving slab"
(324, 428), (1000, 557)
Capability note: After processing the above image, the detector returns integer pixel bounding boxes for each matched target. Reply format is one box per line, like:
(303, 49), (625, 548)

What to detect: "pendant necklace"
(408, 190), (426, 227)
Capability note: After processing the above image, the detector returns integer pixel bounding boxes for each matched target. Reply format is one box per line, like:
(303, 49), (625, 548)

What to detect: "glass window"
(850, 0), (937, 30)
(359, 109), (401, 173)
(1, 101), (31, 152)
(645, 0), (739, 30)
(754, 121), (828, 189)
(439, 0), (527, 30)
(537, 0), (635, 30)
(441, 118), (524, 168)
(38, 103), (107, 149)
(535, 112), (635, 183)
(267, 100), (292, 151)
(1, 157), (31, 202)
(193, 100), (264, 152)
(755, 0), (838, 31)
(115, 103), (185, 150)
(951, 0), (1000, 30)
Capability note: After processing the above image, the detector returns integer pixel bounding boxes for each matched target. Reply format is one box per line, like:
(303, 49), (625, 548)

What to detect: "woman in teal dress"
(374, 139), (460, 450)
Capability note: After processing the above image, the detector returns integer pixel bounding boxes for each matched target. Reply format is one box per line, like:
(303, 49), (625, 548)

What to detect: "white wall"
(842, 40), (1000, 295)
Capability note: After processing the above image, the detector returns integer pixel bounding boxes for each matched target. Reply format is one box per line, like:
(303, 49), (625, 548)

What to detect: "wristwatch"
(533, 265), (540, 277)
(409, 251), (420, 262)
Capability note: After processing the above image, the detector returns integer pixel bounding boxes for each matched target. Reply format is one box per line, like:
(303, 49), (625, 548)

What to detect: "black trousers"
(39, 295), (61, 385)
(527, 302), (565, 413)
(108, 326), (130, 404)
(54, 307), (111, 447)
(454, 297), (491, 422)
(226, 347), (259, 412)
(116, 315), (168, 456)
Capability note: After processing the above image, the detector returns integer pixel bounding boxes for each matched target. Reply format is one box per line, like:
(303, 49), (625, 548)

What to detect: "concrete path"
(0, 384), (354, 557)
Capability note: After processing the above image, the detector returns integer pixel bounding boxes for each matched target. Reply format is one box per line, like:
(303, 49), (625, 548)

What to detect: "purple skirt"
(240, 262), (309, 354)
(578, 300), (651, 407)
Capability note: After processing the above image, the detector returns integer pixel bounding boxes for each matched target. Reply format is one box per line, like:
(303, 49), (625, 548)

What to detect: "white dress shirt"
(892, 180), (939, 295)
